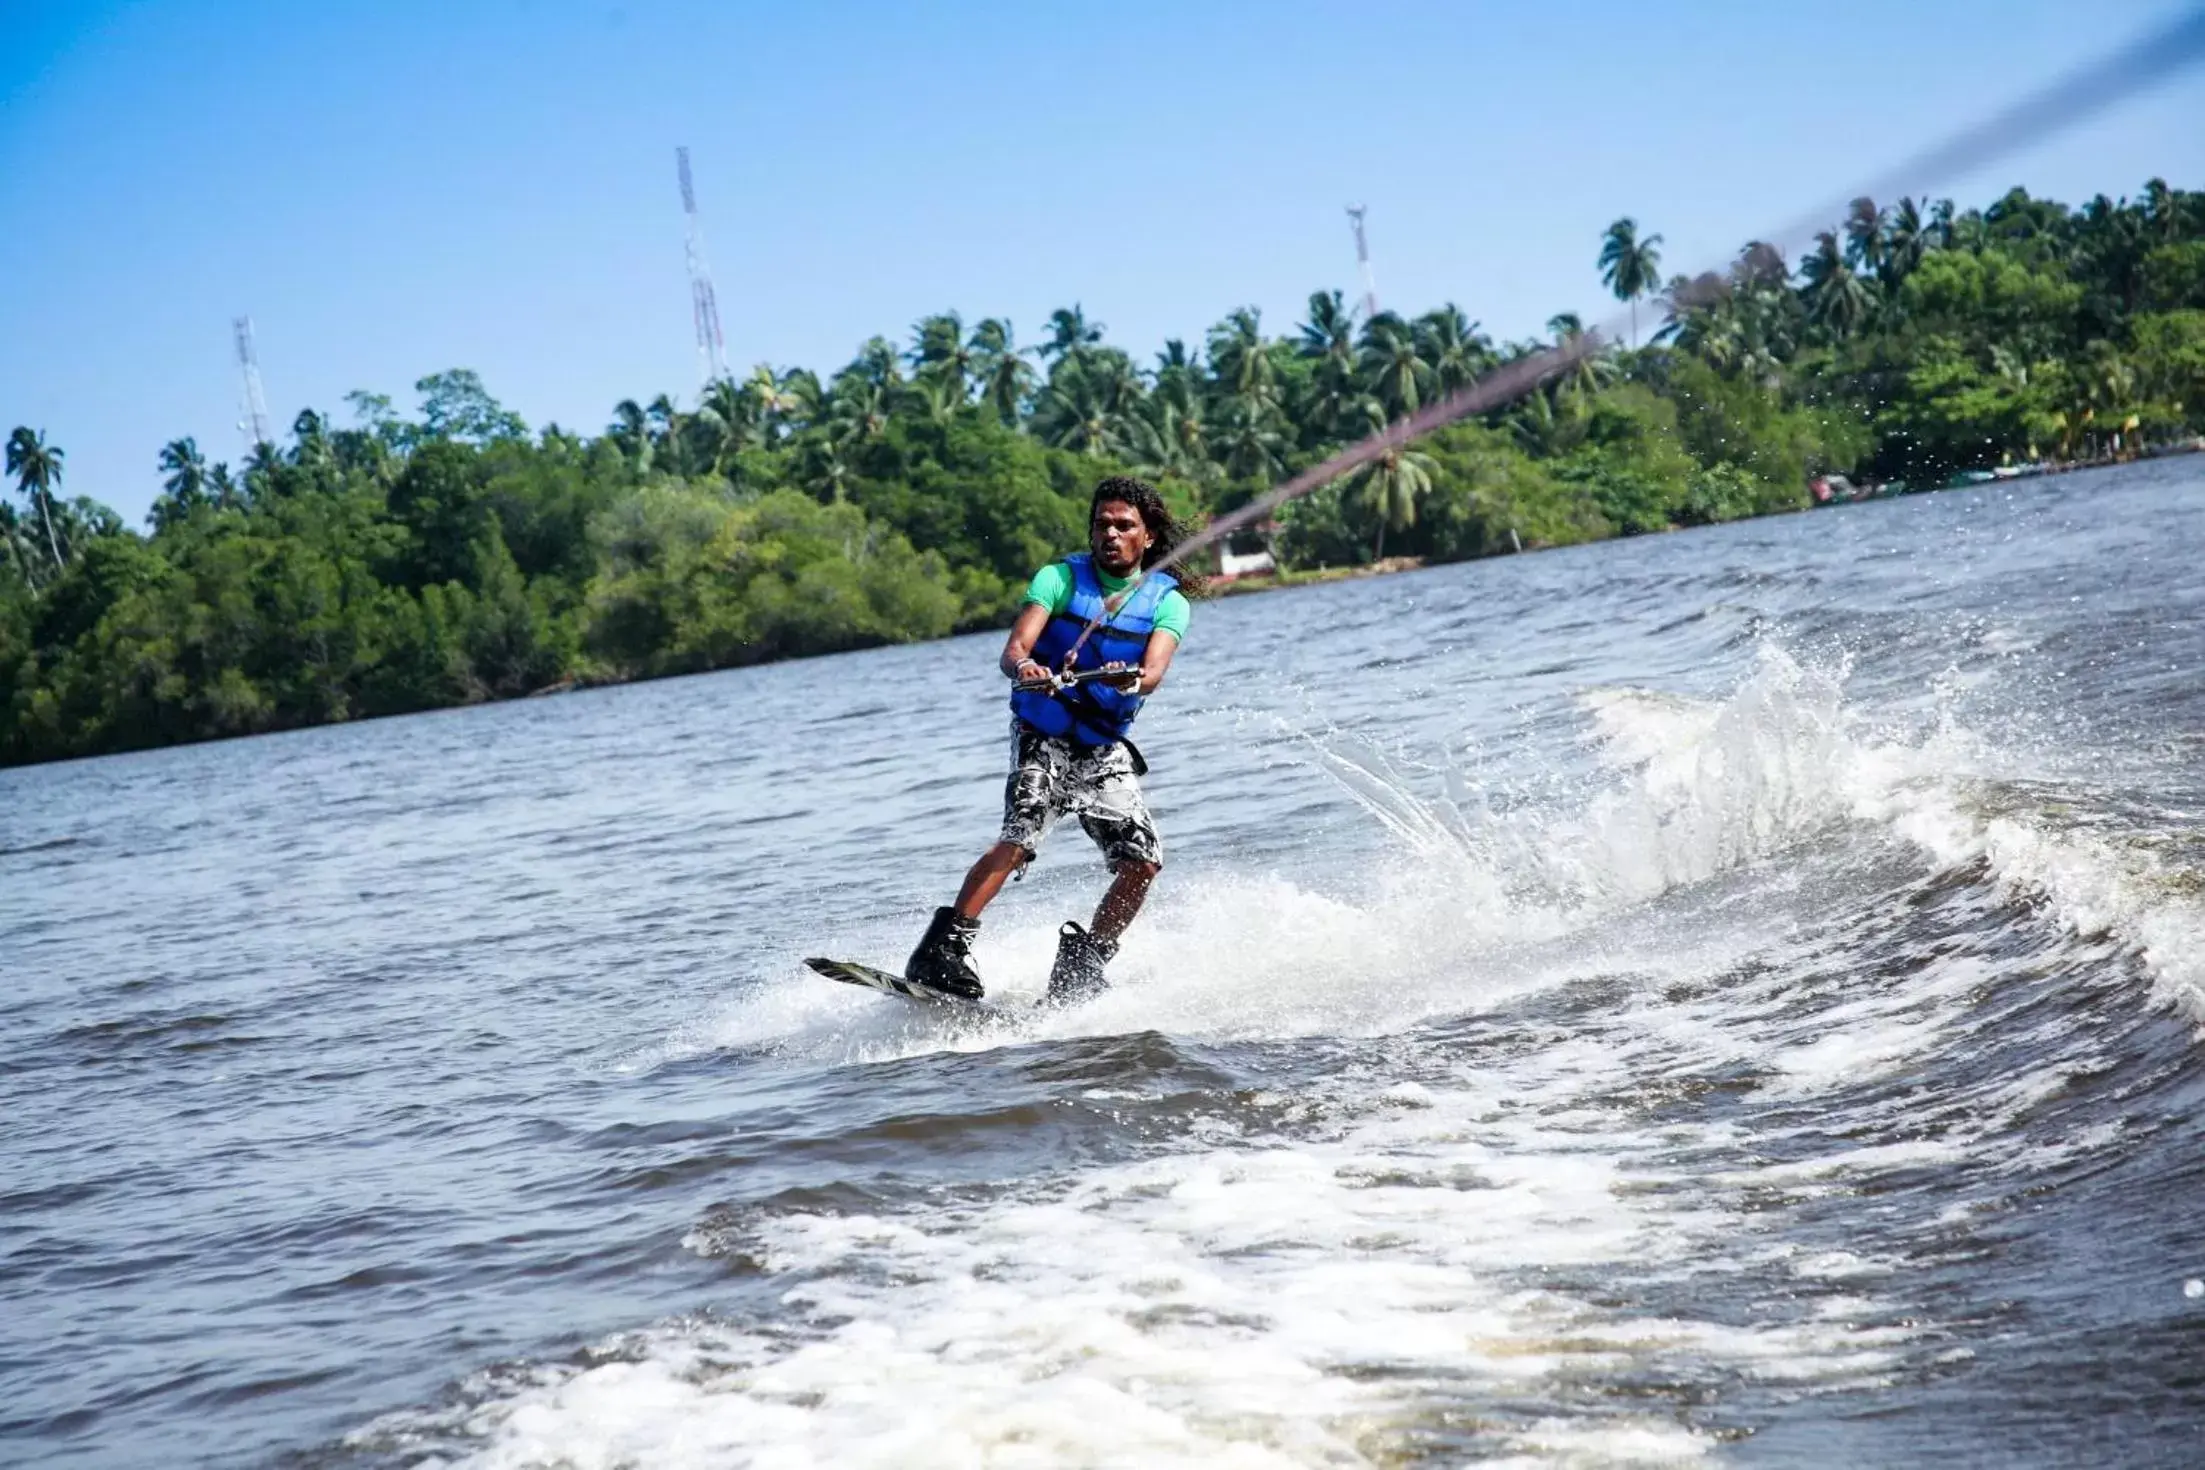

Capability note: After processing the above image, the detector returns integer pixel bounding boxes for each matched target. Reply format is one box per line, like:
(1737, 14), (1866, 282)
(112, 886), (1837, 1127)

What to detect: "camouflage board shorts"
(999, 722), (1162, 871)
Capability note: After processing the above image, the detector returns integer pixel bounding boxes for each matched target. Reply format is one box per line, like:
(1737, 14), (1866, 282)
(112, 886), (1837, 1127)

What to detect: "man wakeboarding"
(904, 476), (1201, 1004)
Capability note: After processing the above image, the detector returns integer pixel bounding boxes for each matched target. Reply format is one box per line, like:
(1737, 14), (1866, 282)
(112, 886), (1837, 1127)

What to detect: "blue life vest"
(1010, 553), (1178, 747)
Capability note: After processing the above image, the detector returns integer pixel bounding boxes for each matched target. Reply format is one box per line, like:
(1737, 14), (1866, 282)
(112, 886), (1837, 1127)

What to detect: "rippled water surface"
(6, 461), (2205, 1468)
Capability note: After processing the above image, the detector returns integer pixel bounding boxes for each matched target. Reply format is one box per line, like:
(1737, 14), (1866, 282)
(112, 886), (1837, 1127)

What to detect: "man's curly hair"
(1090, 477), (1209, 597)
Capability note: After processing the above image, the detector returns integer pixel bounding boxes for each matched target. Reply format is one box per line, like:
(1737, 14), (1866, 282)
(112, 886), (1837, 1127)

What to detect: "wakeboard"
(804, 956), (1016, 1012)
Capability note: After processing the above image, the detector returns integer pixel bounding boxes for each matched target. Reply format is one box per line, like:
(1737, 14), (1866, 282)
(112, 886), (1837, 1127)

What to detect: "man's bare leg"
(953, 841), (1029, 919)
(1092, 859), (1159, 945)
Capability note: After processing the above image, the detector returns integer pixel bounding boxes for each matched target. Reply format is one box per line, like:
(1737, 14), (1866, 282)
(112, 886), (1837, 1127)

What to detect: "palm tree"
(244, 440), (284, 499)
(1153, 337), (1200, 383)
(2142, 178), (2180, 243)
(903, 374), (963, 426)
(608, 399), (653, 472)
(1294, 292), (1361, 440)
(1357, 311), (1432, 419)
(1206, 307), (1276, 404)
(826, 371), (895, 449)
(751, 366), (805, 437)
(796, 436), (852, 503)
(1298, 290), (1356, 367)
(1741, 281), (1801, 382)
(646, 393), (694, 476)
(907, 311), (975, 401)
(151, 437), (209, 530)
(1031, 367), (1114, 455)
(1297, 371), (1367, 448)
(1213, 397), (1288, 482)
(1506, 378), (1566, 456)
(1880, 198), (1929, 291)
(1136, 384), (1214, 482)
(844, 336), (903, 390)
(1344, 409), (1437, 560)
(1598, 218), (1664, 347)
(1678, 303), (1741, 372)
(1083, 349), (1148, 446)
(1799, 231), (1873, 338)
(969, 319), (1035, 425)
(1415, 304), (1491, 395)
(1843, 196), (1885, 276)
(775, 368), (825, 433)
(1654, 271), (1727, 344)
(208, 462), (244, 511)
(1545, 313), (1615, 403)
(700, 374), (747, 436)
(159, 437), (207, 503)
(1140, 344), (1214, 474)
(1928, 198), (1957, 249)
(694, 376), (755, 476)
(6, 426), (68, 571)
(1676, 281), (1792, 386)
(1031, 348), (1144, 457)
(1041, 305), (1104, 364)
(698, 375), (744, 430)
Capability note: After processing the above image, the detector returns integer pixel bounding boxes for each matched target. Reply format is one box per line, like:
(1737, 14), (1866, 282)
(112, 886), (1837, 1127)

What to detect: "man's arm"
(1125, 628), (1180, 695)
(1000, 602), (1052, 681)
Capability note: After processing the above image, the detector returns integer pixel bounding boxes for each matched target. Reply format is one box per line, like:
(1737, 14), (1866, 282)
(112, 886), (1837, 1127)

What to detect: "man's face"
(1090, 499), (1151, 576)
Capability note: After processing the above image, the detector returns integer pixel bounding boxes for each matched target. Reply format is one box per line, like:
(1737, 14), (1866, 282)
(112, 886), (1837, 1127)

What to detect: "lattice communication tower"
(233, 316), (274, 451)
(677, 147), (731, 386)
(1346, 205), (1380, 320)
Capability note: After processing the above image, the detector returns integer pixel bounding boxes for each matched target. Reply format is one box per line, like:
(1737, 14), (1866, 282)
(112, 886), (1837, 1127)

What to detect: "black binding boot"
(905, 906), (984, 999)
(1046, 921), (1118, 1004)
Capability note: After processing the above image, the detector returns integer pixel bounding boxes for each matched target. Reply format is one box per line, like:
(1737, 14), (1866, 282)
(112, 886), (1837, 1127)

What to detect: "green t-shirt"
(1023, 562), (1191, 641)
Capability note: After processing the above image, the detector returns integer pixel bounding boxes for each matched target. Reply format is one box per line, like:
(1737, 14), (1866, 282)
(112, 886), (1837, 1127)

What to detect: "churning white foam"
(389, 1056), (1917, 1469)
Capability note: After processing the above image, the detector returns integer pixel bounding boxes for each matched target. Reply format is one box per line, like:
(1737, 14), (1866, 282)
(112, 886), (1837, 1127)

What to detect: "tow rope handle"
(1013, 662), (1138, 694)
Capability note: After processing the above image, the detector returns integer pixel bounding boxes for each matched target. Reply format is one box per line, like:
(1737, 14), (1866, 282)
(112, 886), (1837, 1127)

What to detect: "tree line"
(4, 179), (2202, 766)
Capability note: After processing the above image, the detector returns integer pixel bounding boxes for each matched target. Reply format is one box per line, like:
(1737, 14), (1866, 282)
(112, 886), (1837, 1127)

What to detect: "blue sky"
(3, 0), (2200, 525)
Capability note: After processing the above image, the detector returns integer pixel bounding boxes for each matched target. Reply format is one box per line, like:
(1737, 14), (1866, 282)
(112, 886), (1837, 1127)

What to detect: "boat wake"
(365, 640), (2205, 1466)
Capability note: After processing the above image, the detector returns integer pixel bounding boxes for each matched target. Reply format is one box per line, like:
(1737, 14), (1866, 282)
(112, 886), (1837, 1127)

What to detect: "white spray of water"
(643, 645), (2202, 1070)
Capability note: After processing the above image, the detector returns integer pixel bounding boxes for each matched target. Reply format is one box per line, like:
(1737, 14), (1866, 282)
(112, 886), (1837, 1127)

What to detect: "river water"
(4, 459), (2203, 1468)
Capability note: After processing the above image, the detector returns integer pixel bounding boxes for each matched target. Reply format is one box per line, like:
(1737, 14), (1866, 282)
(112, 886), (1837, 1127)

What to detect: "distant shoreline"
(5, 453), (2193, 769)
(1812, 436), (2205, 505)
(1211, 438), (2205, 600)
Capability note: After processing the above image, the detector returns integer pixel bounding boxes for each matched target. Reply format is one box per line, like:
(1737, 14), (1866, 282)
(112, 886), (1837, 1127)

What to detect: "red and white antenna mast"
(1346, 205), (1380, 320)
(233, 315), (273, 450)
(677, 147), (730, 387)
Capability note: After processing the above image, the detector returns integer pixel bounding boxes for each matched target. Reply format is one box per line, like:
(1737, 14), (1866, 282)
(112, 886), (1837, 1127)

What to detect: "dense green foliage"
(5, 181), (2202, 766)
